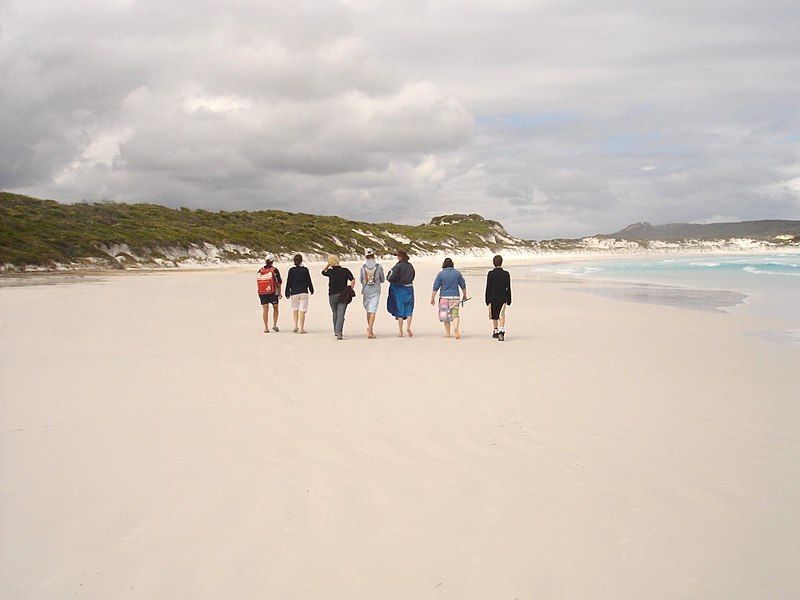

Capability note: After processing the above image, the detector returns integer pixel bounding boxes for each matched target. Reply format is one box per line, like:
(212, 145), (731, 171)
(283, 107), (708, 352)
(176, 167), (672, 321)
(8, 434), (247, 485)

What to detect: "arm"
(379, 265), (386, 283)
(485, 273), (491, 305)
(307, 268), (314, 295)
(359, 265), (366, 285)
(506, 273), (512, 305)
(459, 274), (467, 301)
(431, 272), (441, 305)
(285, 268), (293, 298)
(275, 269), (283, 298)
(387, 265), (396, 282)
(348, 269), (356, 289)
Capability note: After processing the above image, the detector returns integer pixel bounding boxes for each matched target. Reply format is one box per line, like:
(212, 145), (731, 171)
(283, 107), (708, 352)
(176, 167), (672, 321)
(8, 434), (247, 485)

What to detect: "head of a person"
(442, 257), (454, 269)
(365, 248), (375, 260)
(293, 254), (303, 266)
(265, 255), (275, 266)
(396, 249), (409, 262)
(493, 254), (503, 267)
(327, 254), (340, 267)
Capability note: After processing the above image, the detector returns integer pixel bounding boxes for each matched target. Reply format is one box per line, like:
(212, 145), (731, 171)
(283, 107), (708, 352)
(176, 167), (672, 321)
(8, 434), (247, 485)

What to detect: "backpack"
(257, 267), (277, 295)
(364, 264), (379, 286)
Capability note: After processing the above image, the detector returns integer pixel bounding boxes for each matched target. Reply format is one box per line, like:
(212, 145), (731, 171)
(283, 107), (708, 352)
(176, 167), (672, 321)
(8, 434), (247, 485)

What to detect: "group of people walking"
(256, 250), (512, 341)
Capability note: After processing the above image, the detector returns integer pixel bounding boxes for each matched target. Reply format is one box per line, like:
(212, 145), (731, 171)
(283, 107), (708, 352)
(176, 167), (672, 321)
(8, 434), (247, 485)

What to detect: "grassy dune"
(0, 192), (530, 269)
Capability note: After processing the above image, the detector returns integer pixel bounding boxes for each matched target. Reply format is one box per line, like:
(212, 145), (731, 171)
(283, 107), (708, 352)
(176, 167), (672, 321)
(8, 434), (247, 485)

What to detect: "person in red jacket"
(257, 256), (283, 333)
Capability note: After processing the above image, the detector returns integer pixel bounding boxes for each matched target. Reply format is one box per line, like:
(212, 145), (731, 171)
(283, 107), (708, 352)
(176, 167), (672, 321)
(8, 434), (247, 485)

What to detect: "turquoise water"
(526, 253), (800, 332)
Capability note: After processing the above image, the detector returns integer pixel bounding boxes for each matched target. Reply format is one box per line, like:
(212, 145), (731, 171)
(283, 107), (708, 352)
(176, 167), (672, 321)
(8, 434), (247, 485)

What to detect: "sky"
(1, 0), (799, 239)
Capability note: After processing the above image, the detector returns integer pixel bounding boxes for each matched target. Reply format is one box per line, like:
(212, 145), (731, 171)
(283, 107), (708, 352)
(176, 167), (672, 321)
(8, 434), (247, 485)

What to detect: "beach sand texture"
(1, 261), (799, 599)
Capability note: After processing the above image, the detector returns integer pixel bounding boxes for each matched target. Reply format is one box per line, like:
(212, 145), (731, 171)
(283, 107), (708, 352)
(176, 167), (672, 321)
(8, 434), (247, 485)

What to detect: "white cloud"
(1, 0), (799, 238)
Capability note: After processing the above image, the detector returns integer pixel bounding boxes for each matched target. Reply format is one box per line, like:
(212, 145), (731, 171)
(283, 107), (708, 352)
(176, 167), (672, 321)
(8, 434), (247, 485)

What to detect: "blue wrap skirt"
(387, 283), (414, 319)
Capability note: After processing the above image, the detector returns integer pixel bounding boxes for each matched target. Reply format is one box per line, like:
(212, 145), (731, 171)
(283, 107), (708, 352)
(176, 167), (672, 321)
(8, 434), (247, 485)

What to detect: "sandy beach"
(1, 258), (799, 599)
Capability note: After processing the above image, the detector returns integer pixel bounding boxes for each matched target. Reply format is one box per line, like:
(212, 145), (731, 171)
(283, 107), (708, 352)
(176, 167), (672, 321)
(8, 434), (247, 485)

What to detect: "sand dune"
(1, 259), (799, 599)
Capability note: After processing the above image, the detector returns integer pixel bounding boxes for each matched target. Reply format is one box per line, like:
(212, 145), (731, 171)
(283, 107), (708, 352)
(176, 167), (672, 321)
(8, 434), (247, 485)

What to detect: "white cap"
(265, 255), (276, 263)
(365, 248), (375, 257)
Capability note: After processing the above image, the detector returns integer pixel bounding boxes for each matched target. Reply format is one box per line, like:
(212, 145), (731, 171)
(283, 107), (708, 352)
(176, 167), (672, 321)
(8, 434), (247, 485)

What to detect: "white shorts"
(363, 294), (380, 313)
(290, 293), (309, 312)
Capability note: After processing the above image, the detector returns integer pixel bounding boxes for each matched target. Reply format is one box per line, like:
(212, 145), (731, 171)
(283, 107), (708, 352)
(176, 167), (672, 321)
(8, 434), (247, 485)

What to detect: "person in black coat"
(485, 254), (512, 341)
(322, 255), (356, 340)
(285, 254), (314, 333)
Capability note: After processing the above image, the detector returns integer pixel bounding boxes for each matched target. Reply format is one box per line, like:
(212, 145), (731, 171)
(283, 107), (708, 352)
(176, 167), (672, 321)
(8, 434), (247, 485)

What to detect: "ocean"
(522, 253), (800, 343)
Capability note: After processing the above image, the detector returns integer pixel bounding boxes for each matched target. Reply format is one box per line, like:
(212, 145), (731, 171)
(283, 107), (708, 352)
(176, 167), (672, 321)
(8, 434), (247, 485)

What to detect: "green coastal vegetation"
(3, 191), (798, 272)
(0, 192), (530, 270)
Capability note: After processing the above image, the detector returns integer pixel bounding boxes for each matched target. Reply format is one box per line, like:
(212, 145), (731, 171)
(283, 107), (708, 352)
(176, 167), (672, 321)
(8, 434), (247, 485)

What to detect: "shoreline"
(4, 249), (798, 345)
(2, 245), (799, 283)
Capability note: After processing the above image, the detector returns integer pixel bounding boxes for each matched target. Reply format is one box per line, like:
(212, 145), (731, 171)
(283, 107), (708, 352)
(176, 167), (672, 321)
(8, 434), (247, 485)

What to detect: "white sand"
(1, 260), (799, 599)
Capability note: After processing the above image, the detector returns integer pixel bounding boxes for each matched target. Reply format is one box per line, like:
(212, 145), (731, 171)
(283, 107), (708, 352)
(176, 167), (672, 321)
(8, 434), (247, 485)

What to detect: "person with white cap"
(256, 256), (282, 333)
(359, 248), (385, 339)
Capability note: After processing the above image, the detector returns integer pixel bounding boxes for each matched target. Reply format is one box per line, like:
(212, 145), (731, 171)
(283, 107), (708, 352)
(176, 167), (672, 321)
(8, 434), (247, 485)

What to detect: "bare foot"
(398, 332), (404, 337)
(300, 330), (307, 334)
(443, 334), (451, 338)
(407, 330), (414, 337)
(368, 333), (377, 339)
(454, 330), (461, 339)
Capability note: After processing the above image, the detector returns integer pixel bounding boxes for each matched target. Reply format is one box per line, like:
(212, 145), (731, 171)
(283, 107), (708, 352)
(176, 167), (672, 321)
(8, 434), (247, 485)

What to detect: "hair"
(396, 249), (409, 261)
(327, 254), (340, 266)
(493, 254), (503, 267)
(293, 254), (303, 266)
(264, 257), (273, 265)
(442, 257), (454, 269)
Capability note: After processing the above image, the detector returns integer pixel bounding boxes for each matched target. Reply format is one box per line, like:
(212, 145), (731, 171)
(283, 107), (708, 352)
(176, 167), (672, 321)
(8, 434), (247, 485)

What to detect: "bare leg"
(397, 318), (404, 337)
(497, 305), (507, 340)
(406, 315), (413, 337)
(299, 311), (306, 333)
(292, 310), (299, 332)
(453, 316), (460, 339)
(492, 319), (499, 330)
(443, 321), (451, 338)
(272, 304), (280, 330)
(367, 313), (376, 338)
(262, 305), (270, 332)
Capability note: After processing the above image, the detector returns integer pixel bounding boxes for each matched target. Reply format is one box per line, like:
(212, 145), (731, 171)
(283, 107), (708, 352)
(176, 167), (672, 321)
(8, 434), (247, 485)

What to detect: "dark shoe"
(336, 334), (343, 340)
(492, 331), (499, 338)
(273, 326), (279, 332)
(498, 332), (505, 341)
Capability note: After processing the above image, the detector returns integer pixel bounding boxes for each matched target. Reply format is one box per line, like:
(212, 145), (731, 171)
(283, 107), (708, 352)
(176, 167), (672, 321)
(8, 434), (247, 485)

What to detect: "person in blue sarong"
(387, 249), (415, 337)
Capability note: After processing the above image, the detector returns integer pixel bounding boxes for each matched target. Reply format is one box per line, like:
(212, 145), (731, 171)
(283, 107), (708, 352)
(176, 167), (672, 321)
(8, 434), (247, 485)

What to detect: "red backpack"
(257, 266), (277, 295)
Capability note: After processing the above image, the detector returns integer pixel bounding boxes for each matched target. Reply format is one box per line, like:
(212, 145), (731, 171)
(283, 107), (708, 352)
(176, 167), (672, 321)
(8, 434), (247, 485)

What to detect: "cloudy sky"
(1, 0), (799, 238)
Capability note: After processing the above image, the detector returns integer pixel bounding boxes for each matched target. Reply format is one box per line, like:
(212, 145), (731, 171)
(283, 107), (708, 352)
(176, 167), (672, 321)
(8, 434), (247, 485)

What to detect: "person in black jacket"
(285, 254), (314, 334)
(485, 254), (512, 341)
(322, 255), (356, 340)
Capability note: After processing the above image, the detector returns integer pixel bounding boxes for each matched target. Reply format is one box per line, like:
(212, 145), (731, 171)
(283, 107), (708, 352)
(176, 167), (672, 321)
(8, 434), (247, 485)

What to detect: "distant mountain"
(600, 220), (800, 242)
(0, 192), (533, 271)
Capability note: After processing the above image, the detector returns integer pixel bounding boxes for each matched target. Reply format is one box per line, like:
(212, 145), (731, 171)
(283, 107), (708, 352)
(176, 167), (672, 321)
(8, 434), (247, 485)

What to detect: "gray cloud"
(1, 0), (799, 238)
